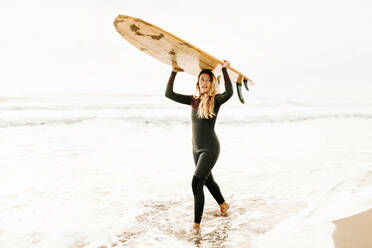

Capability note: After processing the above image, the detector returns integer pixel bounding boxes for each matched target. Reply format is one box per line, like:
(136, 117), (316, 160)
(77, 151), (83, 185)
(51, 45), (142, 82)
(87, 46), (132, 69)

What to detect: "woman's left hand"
(222, 60), (230, 69)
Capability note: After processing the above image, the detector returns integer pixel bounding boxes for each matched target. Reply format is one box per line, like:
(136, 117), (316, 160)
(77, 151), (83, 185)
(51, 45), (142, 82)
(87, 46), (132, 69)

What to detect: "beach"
(0, 94), (371, 248)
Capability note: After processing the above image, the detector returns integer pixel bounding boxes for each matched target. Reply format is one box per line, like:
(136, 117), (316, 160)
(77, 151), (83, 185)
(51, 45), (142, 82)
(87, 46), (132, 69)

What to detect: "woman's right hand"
(222, 60), (230, 69)
(172, 67), (184, 72)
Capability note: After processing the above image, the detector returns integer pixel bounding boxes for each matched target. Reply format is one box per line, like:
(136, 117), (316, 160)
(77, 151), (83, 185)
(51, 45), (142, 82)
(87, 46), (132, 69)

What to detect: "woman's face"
(198, 73), (212, 94)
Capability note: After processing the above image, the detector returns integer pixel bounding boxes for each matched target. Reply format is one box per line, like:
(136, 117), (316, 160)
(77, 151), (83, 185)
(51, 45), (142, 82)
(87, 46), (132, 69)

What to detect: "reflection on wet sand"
(113, 196), (304, 247)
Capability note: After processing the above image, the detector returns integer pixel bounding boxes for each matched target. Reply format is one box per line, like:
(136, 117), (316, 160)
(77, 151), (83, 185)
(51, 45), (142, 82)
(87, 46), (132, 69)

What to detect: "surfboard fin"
(243, 79), (249, 91)
(236, 83), (245, 104)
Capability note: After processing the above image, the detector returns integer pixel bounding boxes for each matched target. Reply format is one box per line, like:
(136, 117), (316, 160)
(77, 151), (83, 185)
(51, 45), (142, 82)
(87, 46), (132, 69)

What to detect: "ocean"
(0, 94), (371, 248)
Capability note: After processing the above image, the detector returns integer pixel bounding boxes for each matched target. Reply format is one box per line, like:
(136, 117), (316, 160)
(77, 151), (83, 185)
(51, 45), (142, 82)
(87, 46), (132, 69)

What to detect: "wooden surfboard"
(113, 14), (253, 103)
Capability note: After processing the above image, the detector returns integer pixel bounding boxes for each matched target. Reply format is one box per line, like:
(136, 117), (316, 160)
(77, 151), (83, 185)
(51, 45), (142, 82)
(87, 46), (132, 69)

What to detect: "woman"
(165, 60), (233, 231)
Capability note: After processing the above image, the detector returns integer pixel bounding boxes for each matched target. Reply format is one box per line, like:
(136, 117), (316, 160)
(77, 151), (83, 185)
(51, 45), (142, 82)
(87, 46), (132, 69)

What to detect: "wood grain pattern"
(114, 15), (254, 85)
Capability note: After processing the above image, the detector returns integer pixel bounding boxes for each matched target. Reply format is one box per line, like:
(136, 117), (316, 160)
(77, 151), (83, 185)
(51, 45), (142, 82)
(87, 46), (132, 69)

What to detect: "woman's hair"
(193, 69), (220, 119)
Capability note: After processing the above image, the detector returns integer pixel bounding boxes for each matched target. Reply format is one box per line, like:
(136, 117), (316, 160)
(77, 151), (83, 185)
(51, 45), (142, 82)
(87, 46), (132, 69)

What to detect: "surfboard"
(113, 14), (253, 103)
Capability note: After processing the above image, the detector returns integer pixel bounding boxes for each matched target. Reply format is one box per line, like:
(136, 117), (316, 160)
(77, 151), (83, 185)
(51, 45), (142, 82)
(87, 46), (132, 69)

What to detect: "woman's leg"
(205, 173), (225, 205)
(193, 148), (224, 205)
(192, 151), (219, 224)
(191, 175), (207, 224)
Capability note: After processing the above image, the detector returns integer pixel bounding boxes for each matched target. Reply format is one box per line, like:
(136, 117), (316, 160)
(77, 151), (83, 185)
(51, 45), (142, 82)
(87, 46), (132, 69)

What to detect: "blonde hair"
(193, 70), (220, 119)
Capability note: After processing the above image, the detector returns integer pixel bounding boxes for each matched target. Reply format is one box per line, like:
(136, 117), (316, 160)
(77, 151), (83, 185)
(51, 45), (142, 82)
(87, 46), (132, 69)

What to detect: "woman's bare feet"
(219, 202), (230, 216)
(190, 223), (200, 233)
(192, 223), (200, 230)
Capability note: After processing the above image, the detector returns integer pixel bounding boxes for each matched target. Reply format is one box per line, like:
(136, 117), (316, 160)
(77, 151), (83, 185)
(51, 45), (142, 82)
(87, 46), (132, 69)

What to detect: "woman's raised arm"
(215, 67), (233, 105)
(165, 70), (192, 105)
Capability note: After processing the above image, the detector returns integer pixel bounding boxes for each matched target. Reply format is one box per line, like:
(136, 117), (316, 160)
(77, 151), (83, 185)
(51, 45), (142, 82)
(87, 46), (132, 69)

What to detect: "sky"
(0, 0), (371, 97)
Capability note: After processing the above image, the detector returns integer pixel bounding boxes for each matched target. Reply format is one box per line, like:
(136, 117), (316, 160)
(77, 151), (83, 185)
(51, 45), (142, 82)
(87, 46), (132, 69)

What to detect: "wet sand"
(333, 208), (372, 248)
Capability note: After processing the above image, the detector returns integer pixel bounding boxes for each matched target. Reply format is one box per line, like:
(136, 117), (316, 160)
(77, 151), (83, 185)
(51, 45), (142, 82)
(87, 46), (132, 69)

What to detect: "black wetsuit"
(165, 67), (233, 224)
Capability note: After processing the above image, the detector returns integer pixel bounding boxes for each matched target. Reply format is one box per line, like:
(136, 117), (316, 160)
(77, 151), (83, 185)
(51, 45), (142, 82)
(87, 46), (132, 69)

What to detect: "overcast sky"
(0, 0), (371, 97)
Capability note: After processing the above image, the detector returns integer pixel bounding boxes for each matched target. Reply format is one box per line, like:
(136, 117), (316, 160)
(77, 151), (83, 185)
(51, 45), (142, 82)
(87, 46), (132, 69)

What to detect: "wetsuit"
(165, 67), (233, 223)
